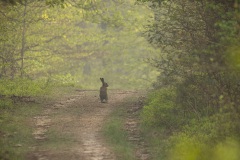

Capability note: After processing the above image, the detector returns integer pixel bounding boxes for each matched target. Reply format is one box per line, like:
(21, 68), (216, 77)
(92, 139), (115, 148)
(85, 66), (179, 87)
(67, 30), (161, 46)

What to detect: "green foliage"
(45, 0), (65, 7)
(169, 136), (240, 160)
(0, 0), (159, 90)
(50, 74), (77, 87)
(141, 87), (178, 129)
(140, 0), (240, 159)
(141, 87), (240, 160)
(0, 78), (47, 97)
(227, 46), (240, 70)
(169, 134), (206, 160)
(212, 138), (240, 160)
(0, 0), (66, 6)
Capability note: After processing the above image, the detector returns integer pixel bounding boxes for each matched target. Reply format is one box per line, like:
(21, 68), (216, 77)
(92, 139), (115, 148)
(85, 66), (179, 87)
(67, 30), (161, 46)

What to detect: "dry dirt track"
(27, 90), (148, 160)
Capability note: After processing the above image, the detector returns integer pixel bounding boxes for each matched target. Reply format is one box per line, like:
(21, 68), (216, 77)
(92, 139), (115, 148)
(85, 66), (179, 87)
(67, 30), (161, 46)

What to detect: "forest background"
(139, 0), (240, 160)
(1, 0), (240, 160)
(0, 0), (159, 93)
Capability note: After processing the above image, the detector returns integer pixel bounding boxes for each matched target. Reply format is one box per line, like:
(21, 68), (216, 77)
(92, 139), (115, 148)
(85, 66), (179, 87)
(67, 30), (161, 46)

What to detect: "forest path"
(27, 89), (146, 160)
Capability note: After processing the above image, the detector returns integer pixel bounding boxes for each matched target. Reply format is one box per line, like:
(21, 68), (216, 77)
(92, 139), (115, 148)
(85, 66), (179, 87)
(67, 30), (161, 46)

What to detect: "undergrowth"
(0, 77), (81, 160)
(0, 102), (42, 160)
(140, 87), (240, 160)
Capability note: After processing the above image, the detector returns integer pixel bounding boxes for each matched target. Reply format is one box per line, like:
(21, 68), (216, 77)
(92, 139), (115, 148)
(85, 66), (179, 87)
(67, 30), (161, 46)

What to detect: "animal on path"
(99, 78), (108, 103)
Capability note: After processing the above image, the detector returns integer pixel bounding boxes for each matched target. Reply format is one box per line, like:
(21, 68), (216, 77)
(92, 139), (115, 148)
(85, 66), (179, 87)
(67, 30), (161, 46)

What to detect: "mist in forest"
(1, 0), (240, 160)
(0, 0), (160, 90)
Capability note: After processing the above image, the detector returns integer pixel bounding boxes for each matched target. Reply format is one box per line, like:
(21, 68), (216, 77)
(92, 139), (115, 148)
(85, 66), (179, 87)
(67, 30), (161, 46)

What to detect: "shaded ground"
(27, 90), (149, 160)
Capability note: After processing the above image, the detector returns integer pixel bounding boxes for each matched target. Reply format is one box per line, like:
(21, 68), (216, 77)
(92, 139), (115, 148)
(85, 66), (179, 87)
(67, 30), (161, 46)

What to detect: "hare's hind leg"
(105, 95), (108, 103)
(100, 95), (103, 103)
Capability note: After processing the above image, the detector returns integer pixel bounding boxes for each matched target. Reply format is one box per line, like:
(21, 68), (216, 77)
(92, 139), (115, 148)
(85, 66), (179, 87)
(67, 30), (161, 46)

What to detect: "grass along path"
(102, 92), (150, 160)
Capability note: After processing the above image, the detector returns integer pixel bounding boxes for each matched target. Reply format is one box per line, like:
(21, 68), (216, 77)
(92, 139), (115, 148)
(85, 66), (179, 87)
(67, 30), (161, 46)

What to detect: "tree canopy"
(0, 0), (160, 90)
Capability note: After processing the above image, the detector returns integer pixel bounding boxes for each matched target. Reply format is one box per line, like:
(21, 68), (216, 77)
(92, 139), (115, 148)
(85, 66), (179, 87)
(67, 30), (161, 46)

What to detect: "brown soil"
(27, 89), (149, 160)
(124, 96), (151, 160)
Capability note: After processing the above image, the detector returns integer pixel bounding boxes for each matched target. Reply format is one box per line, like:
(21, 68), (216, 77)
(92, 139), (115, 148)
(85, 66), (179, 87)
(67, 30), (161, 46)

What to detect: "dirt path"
(27, 90), (143, 160)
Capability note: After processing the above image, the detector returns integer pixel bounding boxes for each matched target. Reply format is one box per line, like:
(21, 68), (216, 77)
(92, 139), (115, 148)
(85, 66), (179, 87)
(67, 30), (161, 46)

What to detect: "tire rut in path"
(29, 90), (133, 160)
(124, 96), (151, 160)
(77, 107), (115, 160)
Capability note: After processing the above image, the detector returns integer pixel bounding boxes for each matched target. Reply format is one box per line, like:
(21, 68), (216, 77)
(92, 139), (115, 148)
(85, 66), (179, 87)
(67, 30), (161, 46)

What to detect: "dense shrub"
(169, 135), (240, 160)
(140, 0), (240, 159)
(141, 86), (240, 160)
(141, 87), (182, 130)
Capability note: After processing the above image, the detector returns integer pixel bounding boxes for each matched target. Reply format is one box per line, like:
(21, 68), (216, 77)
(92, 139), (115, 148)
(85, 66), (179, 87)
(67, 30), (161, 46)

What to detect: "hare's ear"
(100, 78), (104, 83)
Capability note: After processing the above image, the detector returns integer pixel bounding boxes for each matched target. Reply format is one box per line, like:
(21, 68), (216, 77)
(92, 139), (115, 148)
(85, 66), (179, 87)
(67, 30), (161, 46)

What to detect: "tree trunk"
(20, 0), (27, 77)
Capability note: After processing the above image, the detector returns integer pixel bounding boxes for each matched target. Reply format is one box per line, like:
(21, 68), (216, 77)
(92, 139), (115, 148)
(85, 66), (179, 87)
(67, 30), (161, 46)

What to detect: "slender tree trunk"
(0, 56), (5, 77)
(10, 55), (15, 79)
(20, 0), (27, 77)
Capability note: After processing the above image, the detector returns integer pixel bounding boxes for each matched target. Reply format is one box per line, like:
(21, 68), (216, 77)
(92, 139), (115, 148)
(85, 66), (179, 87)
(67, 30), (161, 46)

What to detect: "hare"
(100, 78), (109, 103)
